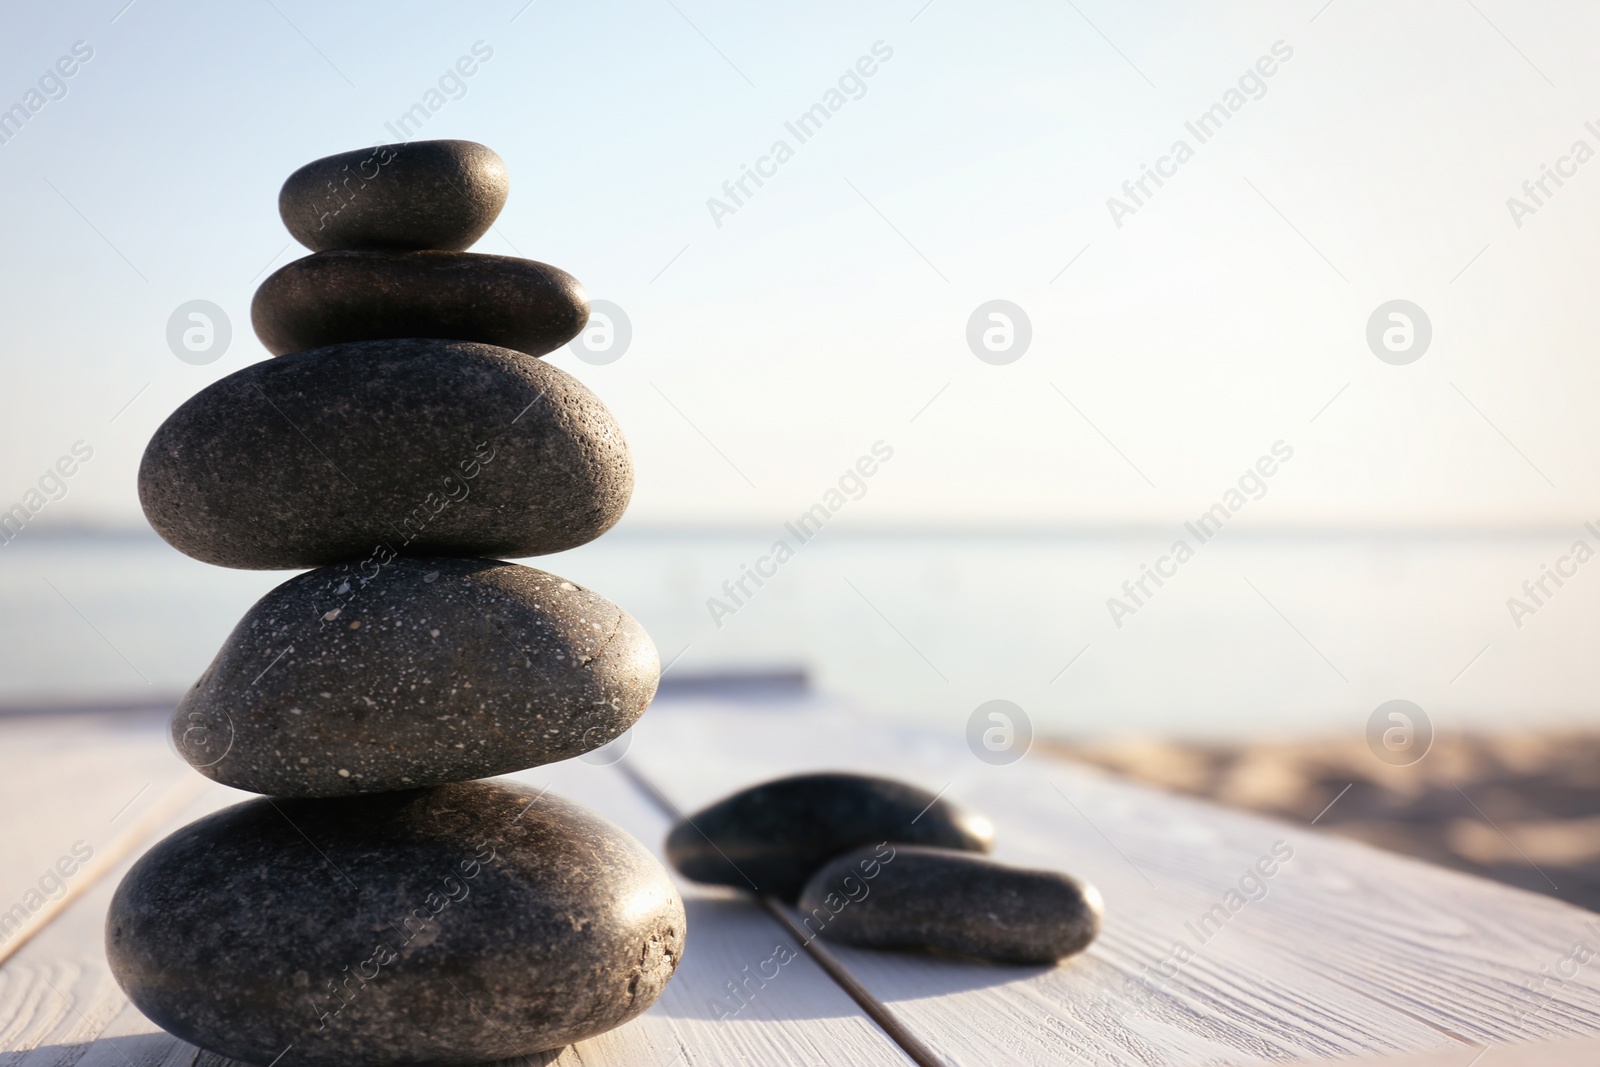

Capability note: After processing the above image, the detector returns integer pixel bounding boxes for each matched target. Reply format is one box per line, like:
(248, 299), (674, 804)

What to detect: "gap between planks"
(3, 749), (943, 1067)
(0, 774), (208, 969)
(615, 757), (951, 1067)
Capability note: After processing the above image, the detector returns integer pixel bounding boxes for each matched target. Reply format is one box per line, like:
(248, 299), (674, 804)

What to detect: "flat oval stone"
(175, 557), (657, 796)
(799, 845), (1103, 965)
(107, 782), (685, 1066)
(138, 339), (633, 569)
(665, 773), (994, 902)
(252, 251), (588, 359)
(280, 140), (508, 252)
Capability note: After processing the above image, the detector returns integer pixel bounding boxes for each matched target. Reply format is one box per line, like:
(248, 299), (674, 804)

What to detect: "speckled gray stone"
(175, 557), (658, 796)
(107, 781), (684, 1066)
(252, 251), (588, 359)
(798, 845), (1103, 965)
(665, 774), (994, 902)
(138, 339), (633, 569)
(280, 140), (509, 253)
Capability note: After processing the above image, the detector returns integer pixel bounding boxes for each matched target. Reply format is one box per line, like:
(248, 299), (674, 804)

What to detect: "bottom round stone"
(106, 781), (684, 1066)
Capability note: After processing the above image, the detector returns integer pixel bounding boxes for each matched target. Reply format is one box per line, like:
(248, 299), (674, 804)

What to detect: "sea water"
(3, 526), (1597, 742)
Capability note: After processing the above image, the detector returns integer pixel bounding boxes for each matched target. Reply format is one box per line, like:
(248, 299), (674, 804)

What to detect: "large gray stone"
(280, 140), (508, 253)
(175, 557), (658, 796)
(138, 339), (633, 569)
(252, 251), (588, 359)
(798, 845), (1103, 965)
(107, 782), (685, 1066)
(665, 773), (994, 902)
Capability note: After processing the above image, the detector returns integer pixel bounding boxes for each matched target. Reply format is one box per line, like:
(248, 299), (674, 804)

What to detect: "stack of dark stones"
(107, 140), (684, 1066)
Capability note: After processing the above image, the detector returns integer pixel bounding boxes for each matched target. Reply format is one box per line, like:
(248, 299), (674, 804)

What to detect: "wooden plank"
(0, 710), (178, 876)
(630, 701), (1600, 1065)
(0, 718), (917, 1066)
(0, 711), (198, 967)
(501, 758), (921, 1066)
(0, 779), (245, 1066)
(1301, 1032), (1600, 1066)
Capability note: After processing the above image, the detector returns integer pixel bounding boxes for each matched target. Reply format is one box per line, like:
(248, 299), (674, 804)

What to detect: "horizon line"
(11, 519), (1600, 542)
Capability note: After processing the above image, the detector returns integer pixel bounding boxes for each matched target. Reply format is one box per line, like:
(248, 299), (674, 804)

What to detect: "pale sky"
(3, 0), (1598, 533)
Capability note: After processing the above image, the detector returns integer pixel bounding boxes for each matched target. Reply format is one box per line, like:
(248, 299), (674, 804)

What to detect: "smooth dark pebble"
(279, 140), (508, 253)
(106, 781), (684, 1066)
(665, 773), (994, 902)
(138, 338), (633, 569)
(175, 557), (658, 796)
(799, 845), (1103, 965)
(252, 250), (588, 359)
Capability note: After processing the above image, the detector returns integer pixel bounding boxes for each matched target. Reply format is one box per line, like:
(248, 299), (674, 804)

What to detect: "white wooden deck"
(2, 697), (1598, 1066)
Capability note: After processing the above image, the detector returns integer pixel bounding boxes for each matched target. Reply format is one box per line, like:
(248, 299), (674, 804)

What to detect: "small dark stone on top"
(280, 140), (509, 253)
(665, 773), (994, 902)
(252, 251), (588, 358)
(798, 845), (1104, 965)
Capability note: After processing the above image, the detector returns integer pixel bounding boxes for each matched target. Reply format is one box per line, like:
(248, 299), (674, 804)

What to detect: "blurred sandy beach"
(1053, 733), (1600, 911)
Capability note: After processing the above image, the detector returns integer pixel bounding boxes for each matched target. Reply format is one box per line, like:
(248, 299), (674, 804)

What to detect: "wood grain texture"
(1300, 1031), (1600, 1066)
(498, 757), (919, 1066)
(10, 703), (1597, 1066)
(0, 711), (197, 967)
(629, 701), (1600, 1065)
(0, 718), (915, 1066)
(0, 780), (248, 1065)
